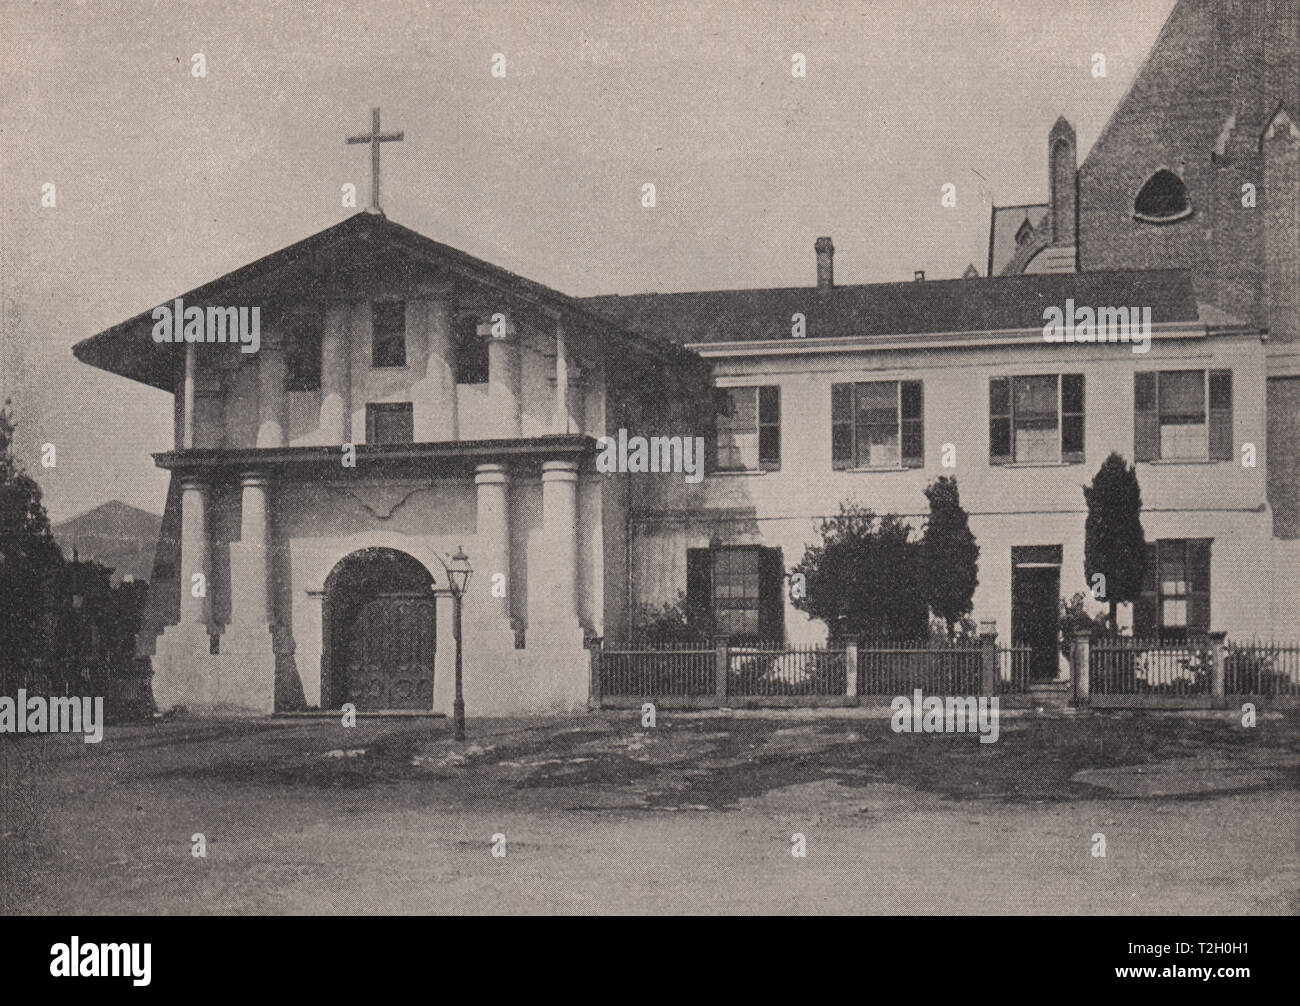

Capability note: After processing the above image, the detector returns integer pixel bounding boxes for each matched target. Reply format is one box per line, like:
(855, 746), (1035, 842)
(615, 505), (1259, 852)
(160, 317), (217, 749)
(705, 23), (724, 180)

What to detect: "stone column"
(256, 342), (288, 448)
(482, 317), (521, 439)
(178, 475), (210, 626)
(539, 459), (580, 626)
(182, 343), (197, 449)
(219, 471), (277, 713)
(552, 319), (585, 434)
(319, 304), (352, 444)
(554, 319), (569, 434)
(411, 295), (458, 441)
(473, 463), (512, 631)
(228, 472), (273, 635)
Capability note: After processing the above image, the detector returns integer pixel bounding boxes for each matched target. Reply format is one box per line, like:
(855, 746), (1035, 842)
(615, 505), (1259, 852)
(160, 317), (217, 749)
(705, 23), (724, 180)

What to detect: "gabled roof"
(582, 268), (1212, 346)
(73, 212), (694, 391)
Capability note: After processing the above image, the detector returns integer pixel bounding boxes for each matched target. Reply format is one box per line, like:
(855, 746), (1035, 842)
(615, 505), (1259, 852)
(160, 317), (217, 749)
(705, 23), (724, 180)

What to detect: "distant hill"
(53, 500), (162, 585)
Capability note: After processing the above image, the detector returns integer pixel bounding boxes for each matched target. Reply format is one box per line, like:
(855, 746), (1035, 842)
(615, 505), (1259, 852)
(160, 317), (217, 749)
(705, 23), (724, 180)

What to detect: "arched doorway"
(321, 548), (436, 710)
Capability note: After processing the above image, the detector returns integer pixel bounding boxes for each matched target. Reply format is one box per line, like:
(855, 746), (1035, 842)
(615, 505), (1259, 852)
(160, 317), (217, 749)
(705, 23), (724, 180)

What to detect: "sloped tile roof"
(582, 268), (1208, 345)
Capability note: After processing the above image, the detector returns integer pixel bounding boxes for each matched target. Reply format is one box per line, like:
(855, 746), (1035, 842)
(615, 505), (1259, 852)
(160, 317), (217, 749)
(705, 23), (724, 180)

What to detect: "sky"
(0, 0), (1177, 523)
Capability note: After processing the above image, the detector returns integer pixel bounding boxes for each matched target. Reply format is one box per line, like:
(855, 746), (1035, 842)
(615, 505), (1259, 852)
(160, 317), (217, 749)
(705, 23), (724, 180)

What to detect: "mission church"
(74, 0), (1299, 715)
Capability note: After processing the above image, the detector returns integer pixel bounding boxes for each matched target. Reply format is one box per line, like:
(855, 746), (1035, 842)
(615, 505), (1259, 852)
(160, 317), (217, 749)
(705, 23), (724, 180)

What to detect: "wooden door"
(341, 592), (435, 710)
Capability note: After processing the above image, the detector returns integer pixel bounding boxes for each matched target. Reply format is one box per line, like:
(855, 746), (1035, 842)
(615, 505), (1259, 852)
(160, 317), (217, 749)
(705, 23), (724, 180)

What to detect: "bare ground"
(2, 707), (1297, 914)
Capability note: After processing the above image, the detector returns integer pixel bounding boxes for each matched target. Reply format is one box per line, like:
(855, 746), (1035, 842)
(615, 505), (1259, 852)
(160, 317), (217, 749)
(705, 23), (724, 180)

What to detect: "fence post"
(586, 636), (602, 710)
(844, 638), (859, 700)
(980, 629), (997, 695)
(1209, 631), (1227, 708)
(714, 636), (729, 703)
(1072, 630), (1091, 707)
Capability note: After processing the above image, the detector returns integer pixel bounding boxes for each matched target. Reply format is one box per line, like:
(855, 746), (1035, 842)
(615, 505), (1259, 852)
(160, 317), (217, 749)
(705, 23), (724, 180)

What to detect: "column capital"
(179, 474), (209, 492)
(474, 462), (511, 485)
(239, 470), (273, 488)
(541, 459), (579, 481)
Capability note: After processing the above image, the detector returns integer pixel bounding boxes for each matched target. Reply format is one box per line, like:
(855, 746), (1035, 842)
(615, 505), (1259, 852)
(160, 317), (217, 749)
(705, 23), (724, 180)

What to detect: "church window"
(1133, 170), (1192, 222)
(453, 316), (488, 384)
(284, 314), (322, 391)
(371, 301), (406, 368)
(366, 402), (413, 445)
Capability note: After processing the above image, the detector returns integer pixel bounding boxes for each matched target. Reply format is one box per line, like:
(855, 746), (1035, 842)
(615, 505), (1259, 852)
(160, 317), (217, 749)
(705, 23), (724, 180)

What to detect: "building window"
(284, 313), (322, 392)
(686, 545), (785, 642)
(989, 374), (1084, 465)
(1136, 538), (1211, 640)
(832, 380), (923, 470)
(1133, 169), (1192, 223)
(366, 402), (413, 445)
(713, 386), (780, 471)
(371, 301), (406, 368)
(454, 316), (488, 385)
(1134, 370), (1232, 462)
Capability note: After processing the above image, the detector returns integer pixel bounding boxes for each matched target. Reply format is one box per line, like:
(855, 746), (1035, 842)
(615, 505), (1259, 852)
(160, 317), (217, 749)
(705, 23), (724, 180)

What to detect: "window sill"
(1146, 458), (1222, 466)
(837, 465), (915, 474)
(710, 468), (772, 477)
(370, 365), (409, 372)
(997, 460), (1074, 469)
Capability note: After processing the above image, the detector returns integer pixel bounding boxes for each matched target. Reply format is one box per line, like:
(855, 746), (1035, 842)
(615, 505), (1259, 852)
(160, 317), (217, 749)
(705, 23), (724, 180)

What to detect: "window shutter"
(1187, 538), (1212, 635)
(706, 388), (731, 473)
(831, 383), (854, 470)
(686, 548), (714, 638)
(1134, 542), (1159, 638)
(1134, 372), (1158, 462)
(1061, 373), (1085, 464)
(989, 377), (1011, 464)
(758, 386), (781, 471)
(1209, 370), (1233, 461)
(901, 380), (924, 467)
(757, 547), (785, 643)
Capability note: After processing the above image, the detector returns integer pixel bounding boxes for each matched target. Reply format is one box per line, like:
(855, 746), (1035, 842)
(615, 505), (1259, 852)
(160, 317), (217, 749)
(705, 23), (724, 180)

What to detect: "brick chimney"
(815, 237), (834, 290)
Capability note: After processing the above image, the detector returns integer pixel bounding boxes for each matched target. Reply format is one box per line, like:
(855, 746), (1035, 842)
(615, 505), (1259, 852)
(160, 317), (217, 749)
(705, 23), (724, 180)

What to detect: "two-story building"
(589, 251), (1283, 685)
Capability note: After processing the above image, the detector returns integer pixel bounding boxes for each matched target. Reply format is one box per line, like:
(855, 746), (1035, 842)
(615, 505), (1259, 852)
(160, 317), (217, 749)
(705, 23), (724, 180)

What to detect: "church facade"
(73, 0), (1298, 716)
(75, 213), (709, 715)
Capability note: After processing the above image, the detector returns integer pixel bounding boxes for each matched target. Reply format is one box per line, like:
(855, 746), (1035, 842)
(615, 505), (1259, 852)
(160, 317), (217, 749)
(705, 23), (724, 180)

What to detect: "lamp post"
(437, 545), (473, 741)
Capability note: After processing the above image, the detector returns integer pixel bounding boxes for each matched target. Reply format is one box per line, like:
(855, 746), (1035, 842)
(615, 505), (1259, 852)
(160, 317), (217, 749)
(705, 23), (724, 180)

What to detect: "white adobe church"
(74, 115), (710, 715)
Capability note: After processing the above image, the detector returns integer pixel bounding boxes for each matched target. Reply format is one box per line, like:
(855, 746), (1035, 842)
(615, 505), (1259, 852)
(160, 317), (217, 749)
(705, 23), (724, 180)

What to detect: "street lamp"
(436, 545), (473, 741)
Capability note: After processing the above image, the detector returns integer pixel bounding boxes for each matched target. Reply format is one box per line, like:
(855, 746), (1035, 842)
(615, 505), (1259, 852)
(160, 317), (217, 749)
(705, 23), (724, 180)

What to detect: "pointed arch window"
(1134, 169), (1192, 223)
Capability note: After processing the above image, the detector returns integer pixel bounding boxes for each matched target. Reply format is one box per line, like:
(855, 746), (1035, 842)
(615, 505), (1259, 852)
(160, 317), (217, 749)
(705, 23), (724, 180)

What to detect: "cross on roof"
(346, 107), (404, 214)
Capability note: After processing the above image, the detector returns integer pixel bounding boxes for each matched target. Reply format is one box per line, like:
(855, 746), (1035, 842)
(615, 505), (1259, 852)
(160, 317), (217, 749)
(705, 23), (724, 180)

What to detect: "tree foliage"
(1083, 452), (1147, 630)
(791, 504), (928, 641)
(920, 476), (980, 637)
(0, 401), (64, 672)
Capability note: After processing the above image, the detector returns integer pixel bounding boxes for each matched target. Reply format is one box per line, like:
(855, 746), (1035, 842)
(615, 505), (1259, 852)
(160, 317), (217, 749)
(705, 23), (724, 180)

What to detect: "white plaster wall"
(626, 329), (1277, 643)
